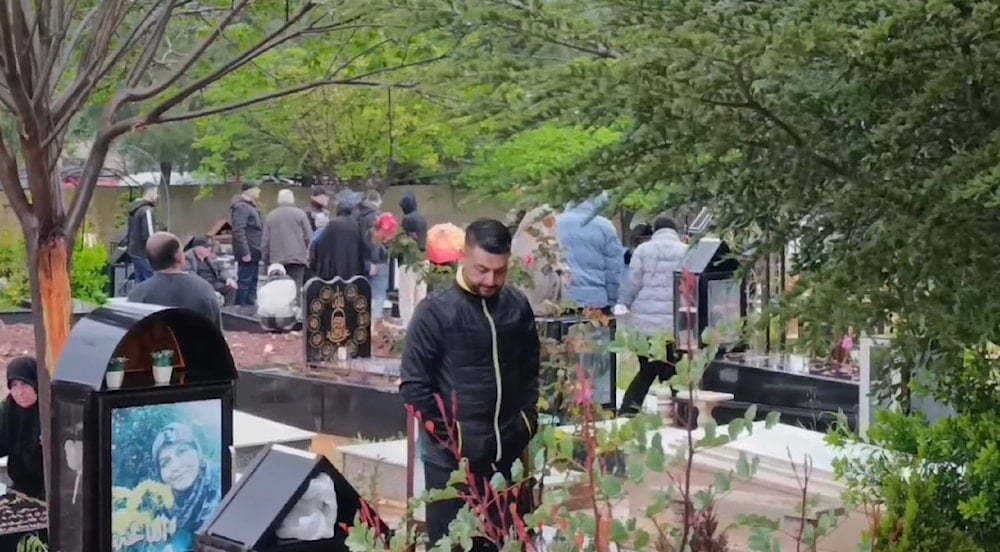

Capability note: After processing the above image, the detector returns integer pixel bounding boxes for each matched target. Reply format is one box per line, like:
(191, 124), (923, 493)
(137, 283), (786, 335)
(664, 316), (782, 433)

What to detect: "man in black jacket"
(400, 218), (540, 549)
(230, 182), (264, 308)
(125, 182), (159, 283)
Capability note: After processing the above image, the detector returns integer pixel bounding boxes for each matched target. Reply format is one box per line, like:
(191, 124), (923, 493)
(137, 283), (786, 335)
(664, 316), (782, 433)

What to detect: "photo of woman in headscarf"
(111, 400), (222, 552)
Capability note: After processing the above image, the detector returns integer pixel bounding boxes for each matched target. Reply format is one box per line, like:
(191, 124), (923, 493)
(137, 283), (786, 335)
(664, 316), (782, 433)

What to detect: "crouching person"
(257, 263), (299, 332)
(400, 219), (540, 551)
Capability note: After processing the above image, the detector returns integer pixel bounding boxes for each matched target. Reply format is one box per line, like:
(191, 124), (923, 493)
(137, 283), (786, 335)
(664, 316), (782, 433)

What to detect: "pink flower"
(841, 335), (854, 351)
(525, 255), (536, 267)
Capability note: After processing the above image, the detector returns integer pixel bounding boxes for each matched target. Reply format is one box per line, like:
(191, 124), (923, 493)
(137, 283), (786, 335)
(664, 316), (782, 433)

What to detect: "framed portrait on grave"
(98, 385), (233, 552)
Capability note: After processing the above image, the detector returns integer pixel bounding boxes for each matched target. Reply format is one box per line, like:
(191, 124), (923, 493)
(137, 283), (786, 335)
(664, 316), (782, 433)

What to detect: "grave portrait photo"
(110, 399), (224, 552)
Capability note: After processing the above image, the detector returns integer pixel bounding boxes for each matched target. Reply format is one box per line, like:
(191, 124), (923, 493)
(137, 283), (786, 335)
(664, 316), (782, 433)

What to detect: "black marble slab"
(235, 366), (406, 440)
(702, 352), (859, 432)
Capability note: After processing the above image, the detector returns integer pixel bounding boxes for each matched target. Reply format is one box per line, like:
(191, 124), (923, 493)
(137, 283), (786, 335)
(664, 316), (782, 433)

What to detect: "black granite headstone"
(196, 445), (388, 552)
(303, 276), (373, 363)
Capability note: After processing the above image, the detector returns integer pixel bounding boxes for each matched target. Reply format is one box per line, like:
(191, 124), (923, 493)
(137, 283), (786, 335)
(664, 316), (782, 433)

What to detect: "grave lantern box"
(49, 302), (237, 552)
(197, 444), (388, 552)
(536, 314), (618, 416)
(673, 238), (747, 352)
(303, 276), (373, 362)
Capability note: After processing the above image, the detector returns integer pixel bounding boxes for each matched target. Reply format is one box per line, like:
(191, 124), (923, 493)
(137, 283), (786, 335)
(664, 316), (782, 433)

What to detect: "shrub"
(0, 229), (108, 308)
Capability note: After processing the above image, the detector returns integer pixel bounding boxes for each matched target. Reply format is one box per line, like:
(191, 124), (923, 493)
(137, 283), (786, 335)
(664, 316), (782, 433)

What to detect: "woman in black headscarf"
(0, 356), (44, 499)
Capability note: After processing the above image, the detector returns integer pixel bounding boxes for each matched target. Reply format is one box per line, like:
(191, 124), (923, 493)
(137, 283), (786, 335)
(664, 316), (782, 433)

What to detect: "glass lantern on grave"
(49, 302), (237, 552)
(535, 314), (618, 421)
(673, 238), (747, 353)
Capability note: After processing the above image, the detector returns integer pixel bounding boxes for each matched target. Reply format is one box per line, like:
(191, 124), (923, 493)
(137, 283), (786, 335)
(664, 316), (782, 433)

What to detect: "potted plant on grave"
(150, 350), (175, 385)
(106, 356), (128, 390)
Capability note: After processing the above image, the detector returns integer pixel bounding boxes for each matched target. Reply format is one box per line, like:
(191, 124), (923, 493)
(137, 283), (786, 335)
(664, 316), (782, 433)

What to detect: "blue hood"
(566, 191), (611, 223)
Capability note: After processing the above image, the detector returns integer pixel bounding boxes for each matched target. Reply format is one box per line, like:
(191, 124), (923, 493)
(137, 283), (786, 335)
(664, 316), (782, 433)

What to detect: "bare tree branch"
(0, 114), (31, 228)
(121, 0), (254, 105)
(151, 77), (420, 125)
(141, 2), (322, 117)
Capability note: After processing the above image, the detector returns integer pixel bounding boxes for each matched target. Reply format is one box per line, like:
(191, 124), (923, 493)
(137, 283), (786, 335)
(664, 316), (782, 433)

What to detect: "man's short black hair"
(147, 236), (181, 271)
(653, 216), (677, 232)
(465, 218), (512, 255)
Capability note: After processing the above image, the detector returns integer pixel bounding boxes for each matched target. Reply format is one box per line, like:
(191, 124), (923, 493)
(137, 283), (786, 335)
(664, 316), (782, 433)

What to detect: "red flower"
(525, 255), (536, 267)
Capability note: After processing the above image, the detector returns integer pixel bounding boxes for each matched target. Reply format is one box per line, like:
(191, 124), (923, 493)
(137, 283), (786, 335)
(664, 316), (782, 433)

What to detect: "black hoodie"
(125, 198), (157, 258)
(0, 357), (43, 499)
(399, 192), (428, 251)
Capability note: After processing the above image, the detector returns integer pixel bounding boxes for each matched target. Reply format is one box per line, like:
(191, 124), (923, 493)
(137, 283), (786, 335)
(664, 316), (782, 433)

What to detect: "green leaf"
(765, 411), (782, 429)
(600, 475), (624, 499)
(714, 470), (732, 493)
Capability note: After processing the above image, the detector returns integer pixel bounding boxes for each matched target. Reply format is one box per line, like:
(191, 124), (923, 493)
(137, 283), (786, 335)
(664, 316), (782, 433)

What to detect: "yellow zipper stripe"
(520, 410), (532, 434)
(480, 299), (503, 463)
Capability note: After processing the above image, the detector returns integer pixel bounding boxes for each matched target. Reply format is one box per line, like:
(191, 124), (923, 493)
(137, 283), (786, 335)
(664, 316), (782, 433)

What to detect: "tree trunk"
(28, 234), (73, 505)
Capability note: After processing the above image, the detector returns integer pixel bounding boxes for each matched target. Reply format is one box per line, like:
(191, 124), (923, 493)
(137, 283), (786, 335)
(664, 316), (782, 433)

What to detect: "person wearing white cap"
(257, 263), (299, 332)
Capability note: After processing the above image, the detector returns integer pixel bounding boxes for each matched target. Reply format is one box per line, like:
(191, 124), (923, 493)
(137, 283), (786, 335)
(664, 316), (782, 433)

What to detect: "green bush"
(0, 230), (108, 308)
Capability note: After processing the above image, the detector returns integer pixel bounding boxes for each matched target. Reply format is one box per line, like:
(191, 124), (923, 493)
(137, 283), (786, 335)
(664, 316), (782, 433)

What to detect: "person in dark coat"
(184, 237), (236, 306)
(0, 356), (44, 499)
(230, 182), (264, 307)
(125, 182), (159, 283)
(400, 218), (539, 550)
(308, 204), (369, 281)
(399, 192), (428, 251)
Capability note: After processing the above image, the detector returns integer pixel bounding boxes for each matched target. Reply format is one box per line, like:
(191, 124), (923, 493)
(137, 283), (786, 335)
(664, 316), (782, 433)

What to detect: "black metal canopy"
(52, 302), (237, 390)
(678, 237), (739, 274)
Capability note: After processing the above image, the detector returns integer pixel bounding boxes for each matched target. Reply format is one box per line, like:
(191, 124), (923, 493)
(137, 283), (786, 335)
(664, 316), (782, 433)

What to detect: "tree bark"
(28, 233), (73, 505)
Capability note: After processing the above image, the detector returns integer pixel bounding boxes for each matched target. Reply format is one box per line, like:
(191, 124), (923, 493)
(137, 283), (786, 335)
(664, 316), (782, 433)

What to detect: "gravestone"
(304, 276), (373, 363)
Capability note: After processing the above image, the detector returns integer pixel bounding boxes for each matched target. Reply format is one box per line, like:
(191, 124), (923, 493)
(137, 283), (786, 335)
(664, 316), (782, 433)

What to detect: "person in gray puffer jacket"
(616, 216), (688, 416)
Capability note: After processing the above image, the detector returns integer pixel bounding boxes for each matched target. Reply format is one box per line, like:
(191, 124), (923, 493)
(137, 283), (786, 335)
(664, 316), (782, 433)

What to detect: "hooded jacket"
(556, 193), (626, 308)
(125, 198), (157, 258)
(400, 270), (540, 471)
(230, 196), (264, 261)
(617, 228), (687, 335)
(0, 357), (43, 499)
(399, 193), (428, 251)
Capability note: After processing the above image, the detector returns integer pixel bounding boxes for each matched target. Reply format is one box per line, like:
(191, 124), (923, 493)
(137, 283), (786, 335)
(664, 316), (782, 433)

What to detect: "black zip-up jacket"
(400, 272), (540, 471)
(125, 199), (156, 258)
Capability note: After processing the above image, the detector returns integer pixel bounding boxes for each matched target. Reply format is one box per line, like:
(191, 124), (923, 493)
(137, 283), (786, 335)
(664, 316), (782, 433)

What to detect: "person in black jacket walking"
(400, 218), (540, 550)
(125, 182), (159, 283)
(230, 182), (264, 307)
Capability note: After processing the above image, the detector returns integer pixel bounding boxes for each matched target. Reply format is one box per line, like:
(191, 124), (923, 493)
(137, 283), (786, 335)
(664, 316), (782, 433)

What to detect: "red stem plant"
(344, 270), (837, 551)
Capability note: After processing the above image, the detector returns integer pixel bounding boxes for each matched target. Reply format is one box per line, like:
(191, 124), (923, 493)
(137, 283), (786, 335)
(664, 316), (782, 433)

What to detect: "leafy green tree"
(0, 1), (445, 522)
(193, 29), (466, 183)
(380, 0), (1000, 543)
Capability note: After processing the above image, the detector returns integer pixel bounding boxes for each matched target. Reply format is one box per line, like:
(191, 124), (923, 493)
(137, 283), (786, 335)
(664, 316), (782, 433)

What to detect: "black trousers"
(282, 263), (307, 301)
(620, 344), (678, 416)
(424, 460), (533, 551)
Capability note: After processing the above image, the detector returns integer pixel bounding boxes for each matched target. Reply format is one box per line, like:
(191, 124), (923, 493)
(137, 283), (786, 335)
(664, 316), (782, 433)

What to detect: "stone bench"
(671, 388), (735, 427)
(0, 410), (317, 484)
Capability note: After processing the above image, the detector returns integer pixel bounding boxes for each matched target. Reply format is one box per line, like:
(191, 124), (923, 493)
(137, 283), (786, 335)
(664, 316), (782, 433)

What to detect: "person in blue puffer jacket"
(556, 191), (626, 310)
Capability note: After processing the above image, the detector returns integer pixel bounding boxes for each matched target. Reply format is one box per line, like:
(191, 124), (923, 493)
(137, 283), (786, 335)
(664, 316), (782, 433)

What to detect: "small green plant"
(151, 349), (175, 366)
(16, 535), (47, 552)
